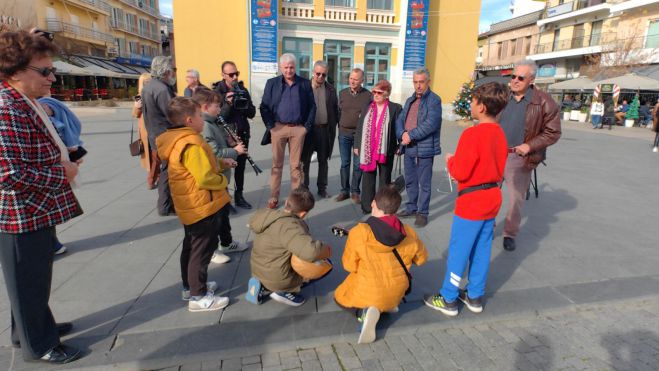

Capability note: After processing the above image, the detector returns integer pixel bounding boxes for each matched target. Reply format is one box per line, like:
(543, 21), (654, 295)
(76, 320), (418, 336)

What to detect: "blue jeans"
(338, 133), (362, 195)
(591, 115), (602, 128)
(440, 216), (494, 302)
(403, 155), (434, 216)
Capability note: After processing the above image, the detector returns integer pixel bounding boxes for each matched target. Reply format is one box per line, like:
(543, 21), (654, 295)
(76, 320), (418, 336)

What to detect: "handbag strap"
(392, 248), (412, 298)
(130, 119), (135, 143)
(394, 153), (402, 176)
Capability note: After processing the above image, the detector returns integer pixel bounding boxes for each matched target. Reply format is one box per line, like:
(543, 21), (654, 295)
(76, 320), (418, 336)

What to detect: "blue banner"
(250, 0), (278, 73)
(403, 0), (430, 73)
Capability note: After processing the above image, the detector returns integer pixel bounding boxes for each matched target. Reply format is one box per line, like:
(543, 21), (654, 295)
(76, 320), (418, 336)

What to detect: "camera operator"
(213, 61), (256, 209)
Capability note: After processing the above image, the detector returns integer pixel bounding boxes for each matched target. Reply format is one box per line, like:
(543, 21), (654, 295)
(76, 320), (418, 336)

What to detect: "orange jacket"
(156, 127), (230, 225)
(334, 219), (427, 312)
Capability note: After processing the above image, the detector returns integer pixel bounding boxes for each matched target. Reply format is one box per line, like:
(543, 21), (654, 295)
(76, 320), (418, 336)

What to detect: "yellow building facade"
(172, 0), (480, 108)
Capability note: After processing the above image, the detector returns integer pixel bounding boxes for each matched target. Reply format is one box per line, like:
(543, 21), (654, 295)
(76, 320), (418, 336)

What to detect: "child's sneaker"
(219, 241), (248, 254)
(269, 291), (305, 307)
(188, 293), (229, 312)
(182, 281), (218, 301)
(458, 290), (483, 313)
(423, 294), (458, 316)
(357, 306), (380, 344)
(211, 250), (231, 264)
(245, 277), (264, 304)
(54, 243), (67, 255)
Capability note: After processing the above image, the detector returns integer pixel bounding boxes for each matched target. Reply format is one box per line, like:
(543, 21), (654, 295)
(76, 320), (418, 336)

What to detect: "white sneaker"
(54, 244), (67, 255)
(653, 146), (659, 153)
(182, 281), (218, 301)
(188, 293), (229, 312)
(219, 241), (248, 254)
(311, 152), (317, 162)
(358, 306), (380, 344)
(211, 250), (231, 264)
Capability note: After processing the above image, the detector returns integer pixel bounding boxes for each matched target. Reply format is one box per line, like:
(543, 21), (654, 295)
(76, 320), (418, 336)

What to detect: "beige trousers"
(269, 124), (307, 199)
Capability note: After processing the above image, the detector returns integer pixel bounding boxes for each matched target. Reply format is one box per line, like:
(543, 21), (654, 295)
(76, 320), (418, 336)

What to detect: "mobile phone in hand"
(68, 146), (88, 162)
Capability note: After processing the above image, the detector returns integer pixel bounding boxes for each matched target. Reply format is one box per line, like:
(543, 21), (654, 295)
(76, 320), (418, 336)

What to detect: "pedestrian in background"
(132, 73), (158, 189)
(396, 67), (443, 228)
(336, 68), (371, 203)
(183, 69), (206, 97)
(302, 60), (338, 199)
(353, 79), (402, 214)
(590, 97), (604, 129)
(259, 53), (316, 209)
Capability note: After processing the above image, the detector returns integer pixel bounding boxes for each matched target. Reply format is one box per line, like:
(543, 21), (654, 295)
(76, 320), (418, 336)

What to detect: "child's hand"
(318, 244), (332, 260)
(221, 158), (237, 168)
(444, 153), (454, 163)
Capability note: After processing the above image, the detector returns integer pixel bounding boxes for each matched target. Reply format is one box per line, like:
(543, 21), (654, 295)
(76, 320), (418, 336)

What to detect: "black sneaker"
(503, 237), (516, 251)
(423, 294), (458, 316)
(235, 194), (252, 209)
(458, 290), (483, 313)
(270, 291), (305, 307)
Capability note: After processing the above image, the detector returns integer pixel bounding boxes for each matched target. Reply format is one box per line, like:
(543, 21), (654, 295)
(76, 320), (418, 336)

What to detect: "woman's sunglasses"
(27, 66), (57, 77)
(372, 90), (385, 95)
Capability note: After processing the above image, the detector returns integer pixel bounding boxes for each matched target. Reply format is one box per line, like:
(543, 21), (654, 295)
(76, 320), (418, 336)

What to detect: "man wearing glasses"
(336, 68), (372, 203)
(213, 61), (256, 209)
(498, 59), (561, 252)
(301, 60), (339, 198)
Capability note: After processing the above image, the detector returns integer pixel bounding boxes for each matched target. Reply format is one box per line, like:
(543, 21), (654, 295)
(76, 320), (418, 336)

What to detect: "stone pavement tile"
(243, 355), (261, 365)
(332, 342), (356, 358)
(359, 358), (382, 371)
(378, 359), (403, 371)
(368, 340), (395, 361)
(337, 355), (362, 370)
(242, 364), (263, 371)
(352, 343), (377, 360)
(262, 366), (284, 371)
(298, 349), (318, 362)
(301, 359), (323, 371)
(161, 367), (181, 371)
(221, 357), (242, 371)
(314, 345), (334, 357)
(318, 356), (342, 371)
(181, 363), (202, 371)
(279, 354), (301, 369)
(260, 352), (280, 367)
(201, 358), (222, 371)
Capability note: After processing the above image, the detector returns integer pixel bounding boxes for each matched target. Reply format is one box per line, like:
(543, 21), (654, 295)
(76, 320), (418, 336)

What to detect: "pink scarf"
(360, 100), (389, 172)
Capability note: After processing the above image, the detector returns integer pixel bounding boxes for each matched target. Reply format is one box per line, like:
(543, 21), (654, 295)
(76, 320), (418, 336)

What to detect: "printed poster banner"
(251, 0), (278, 74)
(402, 0), (430, 75)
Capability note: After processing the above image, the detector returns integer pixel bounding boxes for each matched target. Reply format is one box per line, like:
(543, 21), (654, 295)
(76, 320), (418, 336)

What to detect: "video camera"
(230, 81), (250, 111)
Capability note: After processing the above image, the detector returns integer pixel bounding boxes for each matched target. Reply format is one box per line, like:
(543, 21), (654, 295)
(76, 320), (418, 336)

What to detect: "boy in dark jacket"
(424, 82), (509, 316)
(246, 188), (331, 307)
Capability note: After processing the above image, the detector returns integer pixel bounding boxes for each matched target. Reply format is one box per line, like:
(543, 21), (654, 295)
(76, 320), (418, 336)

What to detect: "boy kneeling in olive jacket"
(247, 188), (332, 307)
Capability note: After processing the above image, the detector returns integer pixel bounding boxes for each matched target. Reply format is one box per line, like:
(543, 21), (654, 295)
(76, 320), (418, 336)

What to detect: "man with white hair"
(142, 56), (177, 215)
(183, 69), (206, 97)
(498, 59), (561, 251)
(259, 53), (316, 209)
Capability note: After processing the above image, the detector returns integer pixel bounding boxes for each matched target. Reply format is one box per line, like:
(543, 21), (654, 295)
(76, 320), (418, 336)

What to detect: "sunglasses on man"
(511, 74), (527, 82)
(224, 71), (240, 78)
(27, 66), (57, 77)
(315, 72), (327, 77)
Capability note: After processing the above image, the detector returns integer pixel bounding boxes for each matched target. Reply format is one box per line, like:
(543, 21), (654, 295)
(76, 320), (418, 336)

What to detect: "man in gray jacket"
(141, 56), (176, 215)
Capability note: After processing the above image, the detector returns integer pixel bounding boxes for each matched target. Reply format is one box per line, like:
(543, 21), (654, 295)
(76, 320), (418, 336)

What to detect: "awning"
(596, 73), (659, 91)
(548, 76), (596, 91)
(53, 60), (93, 76)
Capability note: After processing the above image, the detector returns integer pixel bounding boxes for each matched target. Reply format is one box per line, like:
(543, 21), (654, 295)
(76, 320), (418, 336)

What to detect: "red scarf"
(378, 215), (406, 237)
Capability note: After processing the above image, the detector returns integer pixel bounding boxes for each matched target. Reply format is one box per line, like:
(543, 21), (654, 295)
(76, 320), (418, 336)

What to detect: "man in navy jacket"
(395, 67), (442, 227)
(259, 53), (316, 209)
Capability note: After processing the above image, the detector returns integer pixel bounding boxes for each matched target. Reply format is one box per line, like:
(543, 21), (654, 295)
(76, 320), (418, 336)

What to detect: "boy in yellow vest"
(157, 97), (232, 312)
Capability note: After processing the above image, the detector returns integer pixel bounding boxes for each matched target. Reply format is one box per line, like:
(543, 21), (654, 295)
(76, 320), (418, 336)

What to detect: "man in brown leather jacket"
(498, 59), (561, 251)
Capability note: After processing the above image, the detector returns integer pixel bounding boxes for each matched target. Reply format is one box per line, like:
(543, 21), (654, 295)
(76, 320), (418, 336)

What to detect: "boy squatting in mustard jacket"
(335, 185), (428, 344)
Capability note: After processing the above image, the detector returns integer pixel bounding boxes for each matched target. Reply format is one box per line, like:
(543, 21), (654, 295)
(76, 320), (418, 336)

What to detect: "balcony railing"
(281, 2), (315, 18)
(324, 6), (357, 21)
(118, 0), (159, 18)
(533, 32), (617, 54)
(45, 18), (114, 43)
(366, 9), (395, 24)
(77, 0), (112, 13)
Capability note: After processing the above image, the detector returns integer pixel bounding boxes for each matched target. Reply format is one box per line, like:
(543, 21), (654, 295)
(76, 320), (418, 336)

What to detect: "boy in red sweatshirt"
(424, 82), (509, 316)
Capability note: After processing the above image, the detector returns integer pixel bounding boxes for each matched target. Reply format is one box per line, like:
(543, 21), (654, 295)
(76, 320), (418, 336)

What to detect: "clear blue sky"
(158, 0), (509, 33)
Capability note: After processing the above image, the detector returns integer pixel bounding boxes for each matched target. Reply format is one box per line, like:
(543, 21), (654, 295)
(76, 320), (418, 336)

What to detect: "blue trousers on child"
(440, 215), (495, 302)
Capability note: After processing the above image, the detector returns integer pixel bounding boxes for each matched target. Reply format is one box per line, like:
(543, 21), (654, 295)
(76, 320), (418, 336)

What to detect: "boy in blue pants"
(424, 82), (509, 316)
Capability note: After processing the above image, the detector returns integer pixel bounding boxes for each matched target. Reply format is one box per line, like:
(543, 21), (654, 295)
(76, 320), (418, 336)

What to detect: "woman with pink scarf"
(353, 80), (402, 214)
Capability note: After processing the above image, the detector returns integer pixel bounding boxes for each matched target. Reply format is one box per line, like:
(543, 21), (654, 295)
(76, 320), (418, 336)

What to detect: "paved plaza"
(0, 107), (658, 370)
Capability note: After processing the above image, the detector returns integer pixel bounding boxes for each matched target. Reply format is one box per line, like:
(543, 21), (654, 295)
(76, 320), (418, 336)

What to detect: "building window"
(324, 40), (354, 92)
(365, 43), (390, 89)
(510, 38), (517, 56)
(282, 37), (313, 79)
(525, 36), (531, 55)
(478, 46), (483, 58)
(497, 42), (503, 59)
(129, 41), (139, 54)
(501, 41), (508, 58)
(552, 29), (561, 51)
(516, 38), (523, 56)
(367, 0), (393, 10)
(326, 0), (354, 7)
(126, 13), (137, 33)
(139, 18), (149, 36)
(645, 19), (659, 48)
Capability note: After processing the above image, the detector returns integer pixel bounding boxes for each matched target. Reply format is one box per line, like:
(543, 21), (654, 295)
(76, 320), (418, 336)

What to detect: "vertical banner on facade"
(250, 0), (278, 73)
(402, 0), (430, 77)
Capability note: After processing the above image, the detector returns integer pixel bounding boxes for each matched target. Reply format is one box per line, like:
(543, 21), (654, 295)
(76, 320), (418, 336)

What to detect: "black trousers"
(301, 124), (330, 191)
(360, 157), (394, 214)
(234, 131), (250, 194)
(0, 227), (60, 360)
(158, 160), (175, 215)
(218, 203), (232, 247)
(180, 205), (228, 296)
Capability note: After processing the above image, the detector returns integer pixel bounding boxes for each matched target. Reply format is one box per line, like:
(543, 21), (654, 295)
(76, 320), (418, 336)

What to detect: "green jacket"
(249, 208), (324, 292)
(202, 112), (237, 181)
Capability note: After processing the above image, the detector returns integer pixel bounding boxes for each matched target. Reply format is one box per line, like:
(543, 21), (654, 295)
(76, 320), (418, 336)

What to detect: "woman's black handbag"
(129, 120), (144, 156)
(392, 152), (405, 193)
(260, 128), (271, 146)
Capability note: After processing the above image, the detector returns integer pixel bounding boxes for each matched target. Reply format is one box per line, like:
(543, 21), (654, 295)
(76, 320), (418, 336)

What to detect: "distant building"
(510, 0), (546, 17)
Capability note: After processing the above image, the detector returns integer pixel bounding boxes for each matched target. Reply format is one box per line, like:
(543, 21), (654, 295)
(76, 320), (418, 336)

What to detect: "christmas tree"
(625, 94), (640, 122)
(452, 80), (475, 120)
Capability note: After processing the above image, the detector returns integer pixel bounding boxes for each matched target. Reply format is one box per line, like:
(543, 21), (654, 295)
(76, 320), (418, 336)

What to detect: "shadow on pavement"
(601, 330), (659, 370)
(514, 333), (554, 369)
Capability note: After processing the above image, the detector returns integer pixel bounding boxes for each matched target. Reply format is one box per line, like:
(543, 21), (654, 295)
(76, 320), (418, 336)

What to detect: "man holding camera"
(213, 61), (256, 209)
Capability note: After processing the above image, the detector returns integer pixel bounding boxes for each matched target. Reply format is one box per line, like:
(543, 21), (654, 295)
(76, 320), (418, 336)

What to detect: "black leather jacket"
(213, 80), (256, 135)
